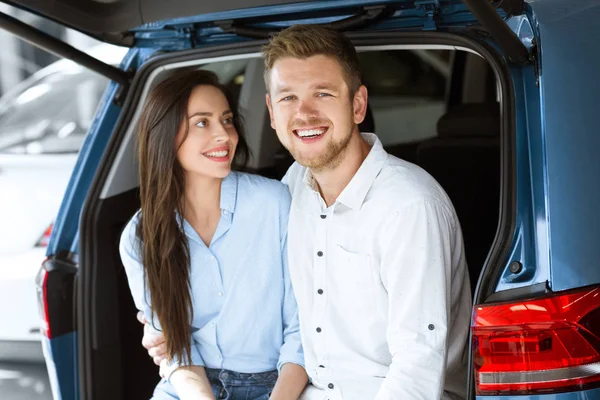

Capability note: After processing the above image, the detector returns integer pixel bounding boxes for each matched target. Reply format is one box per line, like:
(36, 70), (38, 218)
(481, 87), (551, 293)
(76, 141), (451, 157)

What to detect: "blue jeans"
(152, 368), (277, 400)
(207, 368), (277, 400)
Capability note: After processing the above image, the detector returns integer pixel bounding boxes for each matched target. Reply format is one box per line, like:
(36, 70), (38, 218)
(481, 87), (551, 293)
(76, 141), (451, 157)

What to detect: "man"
(141, 25), (472, 399)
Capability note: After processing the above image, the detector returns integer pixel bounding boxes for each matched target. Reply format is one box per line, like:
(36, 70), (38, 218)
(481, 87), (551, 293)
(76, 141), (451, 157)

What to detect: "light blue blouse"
(119, 171), (304, 380)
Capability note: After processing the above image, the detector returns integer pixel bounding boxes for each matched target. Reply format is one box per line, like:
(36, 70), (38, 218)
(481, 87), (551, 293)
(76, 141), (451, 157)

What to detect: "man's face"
(266, 55), (367, 171)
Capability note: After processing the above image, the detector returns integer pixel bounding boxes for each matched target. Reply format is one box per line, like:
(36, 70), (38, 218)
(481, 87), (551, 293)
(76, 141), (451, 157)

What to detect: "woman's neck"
(182, 174), (222, 225)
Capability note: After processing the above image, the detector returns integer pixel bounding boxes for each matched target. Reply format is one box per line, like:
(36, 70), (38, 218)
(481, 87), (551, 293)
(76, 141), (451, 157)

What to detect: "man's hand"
(137, 311), (168, 366)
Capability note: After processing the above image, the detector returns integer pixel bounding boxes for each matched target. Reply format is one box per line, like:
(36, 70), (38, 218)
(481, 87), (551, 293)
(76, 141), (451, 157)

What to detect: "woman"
(119, 69), (307, 400)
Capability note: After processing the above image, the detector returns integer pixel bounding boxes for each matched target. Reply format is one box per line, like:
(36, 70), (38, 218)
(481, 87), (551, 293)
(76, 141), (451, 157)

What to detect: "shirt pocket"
(329, 245), (376, 316)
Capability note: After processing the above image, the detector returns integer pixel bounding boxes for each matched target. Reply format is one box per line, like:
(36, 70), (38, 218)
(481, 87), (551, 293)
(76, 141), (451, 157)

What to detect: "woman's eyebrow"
(188, 109), (232, 119)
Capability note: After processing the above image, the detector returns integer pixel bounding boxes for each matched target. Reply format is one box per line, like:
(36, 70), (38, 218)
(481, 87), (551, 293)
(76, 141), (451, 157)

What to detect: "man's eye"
(281, 95), (296, 102)
(195, 120), (207, 128)
(317, 92), (332, 97)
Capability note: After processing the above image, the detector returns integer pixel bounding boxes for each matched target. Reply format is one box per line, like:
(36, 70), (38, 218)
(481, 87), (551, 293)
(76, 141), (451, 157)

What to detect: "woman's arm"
(164, 363), (216, 400)
(269, 363), (308, 400)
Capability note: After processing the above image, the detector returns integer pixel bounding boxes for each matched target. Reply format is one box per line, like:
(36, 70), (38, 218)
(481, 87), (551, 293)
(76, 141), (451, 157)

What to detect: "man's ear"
(266, 93), (276, 129)
(352, 85), (368, 125)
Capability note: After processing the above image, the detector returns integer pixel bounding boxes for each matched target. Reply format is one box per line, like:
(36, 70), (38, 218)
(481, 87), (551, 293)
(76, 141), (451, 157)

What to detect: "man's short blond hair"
(262, 24), (362, 96)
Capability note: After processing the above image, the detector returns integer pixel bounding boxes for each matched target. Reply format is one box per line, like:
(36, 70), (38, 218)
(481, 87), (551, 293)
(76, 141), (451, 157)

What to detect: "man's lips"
(293, 127), (328, 139)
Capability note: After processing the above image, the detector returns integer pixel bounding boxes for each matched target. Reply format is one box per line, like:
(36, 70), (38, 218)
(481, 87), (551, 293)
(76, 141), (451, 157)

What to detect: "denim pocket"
(243, 385), (271, 400)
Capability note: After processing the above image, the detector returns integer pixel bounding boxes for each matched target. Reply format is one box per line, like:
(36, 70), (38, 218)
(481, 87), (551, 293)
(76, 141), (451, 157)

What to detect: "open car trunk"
(78, 30), (515, 400)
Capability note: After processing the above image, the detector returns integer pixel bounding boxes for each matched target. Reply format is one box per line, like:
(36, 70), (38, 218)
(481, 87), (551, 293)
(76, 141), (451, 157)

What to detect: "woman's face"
(176, 84), (239, 180)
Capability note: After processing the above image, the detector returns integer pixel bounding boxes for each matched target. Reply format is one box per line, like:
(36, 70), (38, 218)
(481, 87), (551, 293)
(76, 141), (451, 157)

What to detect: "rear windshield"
(0, 65), (109, 155)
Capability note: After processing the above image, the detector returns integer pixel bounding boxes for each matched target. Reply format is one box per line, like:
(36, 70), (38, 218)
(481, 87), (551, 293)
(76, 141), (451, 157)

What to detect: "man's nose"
(296, 98), (319, 118)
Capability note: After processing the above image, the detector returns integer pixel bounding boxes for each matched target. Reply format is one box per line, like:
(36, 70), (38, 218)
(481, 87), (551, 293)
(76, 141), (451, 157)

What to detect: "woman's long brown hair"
(135, 69), (248, 364)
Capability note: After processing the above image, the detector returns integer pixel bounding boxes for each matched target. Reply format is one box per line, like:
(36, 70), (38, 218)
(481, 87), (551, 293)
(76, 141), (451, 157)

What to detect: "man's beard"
(290, 127), (353, 172)
(286, 108), (355, 172)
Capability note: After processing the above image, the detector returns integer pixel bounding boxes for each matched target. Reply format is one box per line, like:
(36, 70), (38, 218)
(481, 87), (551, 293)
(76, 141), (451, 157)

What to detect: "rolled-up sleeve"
(118, 212), (205, 381)
(374, 200), (455, 400)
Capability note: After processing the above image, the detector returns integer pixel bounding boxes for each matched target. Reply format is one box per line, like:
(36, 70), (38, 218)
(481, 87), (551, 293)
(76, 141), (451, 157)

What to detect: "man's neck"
(311, 132), (371, 207)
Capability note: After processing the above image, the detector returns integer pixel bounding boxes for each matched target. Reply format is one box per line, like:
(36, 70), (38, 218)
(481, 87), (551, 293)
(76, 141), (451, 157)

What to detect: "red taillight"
(36, 223), (53, 247)
(37, 267), (52, 338)
(473, 285), (600, 395)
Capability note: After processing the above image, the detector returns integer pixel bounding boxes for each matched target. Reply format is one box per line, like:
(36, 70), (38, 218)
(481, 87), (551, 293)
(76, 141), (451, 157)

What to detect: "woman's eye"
(195, 120), (207, 128)
(223, 117), (234, 125)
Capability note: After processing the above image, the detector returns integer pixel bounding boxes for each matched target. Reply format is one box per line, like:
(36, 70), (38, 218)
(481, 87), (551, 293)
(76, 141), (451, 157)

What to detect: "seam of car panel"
(78, 31), (516, 400)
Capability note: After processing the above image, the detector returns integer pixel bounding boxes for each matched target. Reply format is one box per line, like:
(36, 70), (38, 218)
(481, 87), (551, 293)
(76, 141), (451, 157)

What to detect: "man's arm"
(375, 199), (462, 400)
(163, 364), (215, 400)
(138, 313), (215, 399)
(138, 311), (168, 365)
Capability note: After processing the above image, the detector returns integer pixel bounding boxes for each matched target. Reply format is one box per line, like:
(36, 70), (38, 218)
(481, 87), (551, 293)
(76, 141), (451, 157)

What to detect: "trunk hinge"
(415, 0), (440, 31)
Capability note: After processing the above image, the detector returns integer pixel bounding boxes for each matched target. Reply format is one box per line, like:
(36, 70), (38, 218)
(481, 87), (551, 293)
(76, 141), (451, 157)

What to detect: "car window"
(0, 66), (109, 155)
(359, 49), (452, 146)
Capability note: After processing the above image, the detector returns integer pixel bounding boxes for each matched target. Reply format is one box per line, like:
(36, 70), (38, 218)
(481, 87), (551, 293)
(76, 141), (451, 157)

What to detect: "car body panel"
(524, 0), (600, 292)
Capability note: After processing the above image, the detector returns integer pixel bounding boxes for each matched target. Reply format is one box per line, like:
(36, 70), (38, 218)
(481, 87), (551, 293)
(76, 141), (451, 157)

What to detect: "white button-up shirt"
(283, 133), (472, 400)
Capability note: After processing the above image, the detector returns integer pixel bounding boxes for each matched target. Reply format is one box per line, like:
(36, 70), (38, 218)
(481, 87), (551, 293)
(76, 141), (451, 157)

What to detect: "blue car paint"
(42, 333), (78, 400)
(526, 0), (600, 292)
(496, 12), (551, 291)
(131, 0), (472, 34)
(132, 0), (485, 48)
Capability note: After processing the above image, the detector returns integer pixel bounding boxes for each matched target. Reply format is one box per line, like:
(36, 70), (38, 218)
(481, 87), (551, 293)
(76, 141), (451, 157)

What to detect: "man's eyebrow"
(273, 83), (338, 95)
(273, 86), (292, 95)
(313, 83), (337, 91)
(188, 109), (232, 119)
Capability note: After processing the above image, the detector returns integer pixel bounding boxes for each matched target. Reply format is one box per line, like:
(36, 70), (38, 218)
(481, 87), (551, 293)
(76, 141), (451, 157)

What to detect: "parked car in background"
(0, 43), (127, 361)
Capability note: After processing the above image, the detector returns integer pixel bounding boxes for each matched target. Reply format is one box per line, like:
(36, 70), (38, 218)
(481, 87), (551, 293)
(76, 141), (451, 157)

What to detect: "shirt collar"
(302, 132), (387, 210)
(220, 171), (238, 214)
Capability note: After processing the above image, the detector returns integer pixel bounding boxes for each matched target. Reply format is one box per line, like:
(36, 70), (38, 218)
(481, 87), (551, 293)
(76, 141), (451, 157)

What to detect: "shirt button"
(317, 251), (323, 257)
(222, 210), (229, 215)
(217, 291), (223, 297)
(317, 289), (324, 295)
(328, 383), (334, 389)
(320, 214), (327, 219)
(316, 327), (322, 333)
